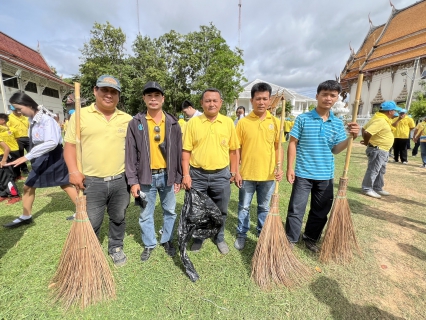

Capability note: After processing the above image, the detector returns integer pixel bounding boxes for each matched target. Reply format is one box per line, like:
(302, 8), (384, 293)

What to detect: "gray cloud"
(1, 0), (416, 97)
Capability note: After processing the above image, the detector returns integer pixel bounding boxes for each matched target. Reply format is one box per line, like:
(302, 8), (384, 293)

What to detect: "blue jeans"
(139, 172), (177, 248)
(285, 177), (334, 243)
(421, 141), (426, 165)
(236, 180), (275, 237)
(362, 146), (389, 192)
(84, 174), (130, 254)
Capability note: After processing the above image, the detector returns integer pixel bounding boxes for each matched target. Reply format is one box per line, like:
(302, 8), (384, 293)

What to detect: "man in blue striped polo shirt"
(285, 80), (359, 253)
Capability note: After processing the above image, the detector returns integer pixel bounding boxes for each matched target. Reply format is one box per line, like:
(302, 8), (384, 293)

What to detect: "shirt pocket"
(218, 134), (230, 151)
(115, 125), (127, 138)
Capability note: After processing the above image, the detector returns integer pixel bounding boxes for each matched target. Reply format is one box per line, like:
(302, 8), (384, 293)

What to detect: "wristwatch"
(230, 172), (236, 177)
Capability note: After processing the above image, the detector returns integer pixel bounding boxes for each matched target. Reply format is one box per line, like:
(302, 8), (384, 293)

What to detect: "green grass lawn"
(0, 144), (425, 319)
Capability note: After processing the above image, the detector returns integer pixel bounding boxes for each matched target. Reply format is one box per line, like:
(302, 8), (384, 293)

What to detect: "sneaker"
(216, 241), (229, 255)
(364, 190), (382, 199)
(161, 241), (176, 257)
(402, 161), (408, 165)
(110, 247), (127, 267)
(140, 247), (155, 261)
(234, 236), (246, 250)
(190, 239), (204, 252)
(303, 238), (320, 253)
(375, 190), (390, 196)
(6, 197), (21, 205)
(388, 159), (396, 163)
(420, 164), (426, 168)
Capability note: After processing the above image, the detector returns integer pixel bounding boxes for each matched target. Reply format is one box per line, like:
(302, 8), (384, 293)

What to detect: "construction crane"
(238, 0), (242, 48)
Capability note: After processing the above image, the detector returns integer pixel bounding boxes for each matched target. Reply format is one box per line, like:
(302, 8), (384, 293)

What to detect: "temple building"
(0, 31), (72, 120)
(340, 0), (426, 116)
(237, 79), (317, 116)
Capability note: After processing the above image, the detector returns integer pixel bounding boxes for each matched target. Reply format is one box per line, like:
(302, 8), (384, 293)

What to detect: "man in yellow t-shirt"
(182, 88), (239, 254)
(413, 117), (426, 168)
(361, 101), (397, 199)
(125, 81), (182, 262)
(391, 108), (415, 164)
(7, 105), (30, 175)
(64, 75), (132, 267)
(233, 82), (284, 250)
(411, 118), (426, 157)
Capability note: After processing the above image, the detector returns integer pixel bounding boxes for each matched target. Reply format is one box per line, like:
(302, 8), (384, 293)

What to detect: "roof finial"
(349, 42), (355, 56)
(389, 0), (396, 11)
(368, 13), (374, 29)
(37, 40), (40, 52)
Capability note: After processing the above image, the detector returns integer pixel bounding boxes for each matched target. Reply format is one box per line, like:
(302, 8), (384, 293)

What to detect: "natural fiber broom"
(319, 73), (364, 264)
(251, 97), (311, 289)
(51, 82), (115, 309)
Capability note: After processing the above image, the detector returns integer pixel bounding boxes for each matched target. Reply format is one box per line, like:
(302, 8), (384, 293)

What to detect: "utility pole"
(238, 0), (242, 48)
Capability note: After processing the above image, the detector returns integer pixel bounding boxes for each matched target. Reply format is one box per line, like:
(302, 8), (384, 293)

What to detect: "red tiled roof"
(0, 32), (72, 88)
(364, 45), (426, 70)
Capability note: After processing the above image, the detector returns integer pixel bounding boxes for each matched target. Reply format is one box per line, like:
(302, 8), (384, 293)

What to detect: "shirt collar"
(311, 108), (336, 121)
(248, 111), (272, 119)
(145, 111), (165, 122)
(199, 113), (223, 123)
(88, 103), (122, 115)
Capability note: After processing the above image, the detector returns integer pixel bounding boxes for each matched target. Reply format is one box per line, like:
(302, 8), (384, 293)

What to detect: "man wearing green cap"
(361, 101), (397, 198)
(64, 75), (132, 267)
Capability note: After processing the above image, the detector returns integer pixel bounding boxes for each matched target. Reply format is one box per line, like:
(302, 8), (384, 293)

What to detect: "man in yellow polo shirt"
(0, 113), (21, 180)
(125, 81), (182, 262)
(182, 88), (239, 254)
(361, 101), (397, 199)
(7, 105), (30, 176)
(391, 108), (415, 164)
(64, 75), (132, 267)
(233, 82), (283, 250)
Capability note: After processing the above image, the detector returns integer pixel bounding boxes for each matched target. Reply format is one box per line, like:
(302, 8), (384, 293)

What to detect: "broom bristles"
(51, 196), (116, 309)
(319, 177), (361, 264)
(251, 194), (311, 289)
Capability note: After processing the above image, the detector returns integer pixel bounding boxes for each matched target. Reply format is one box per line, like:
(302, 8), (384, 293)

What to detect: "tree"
(285, 100), (293, 116)
(409, 81), (426, 120)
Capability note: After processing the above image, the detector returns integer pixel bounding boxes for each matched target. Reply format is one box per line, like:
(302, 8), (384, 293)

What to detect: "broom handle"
(74, 82), (83, 197)
(342, 73), (364, 179)
(274, 96), (286, 194)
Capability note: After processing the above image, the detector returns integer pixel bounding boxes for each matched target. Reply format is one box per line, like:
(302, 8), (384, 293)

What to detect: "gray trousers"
(362, 146), (389, 192)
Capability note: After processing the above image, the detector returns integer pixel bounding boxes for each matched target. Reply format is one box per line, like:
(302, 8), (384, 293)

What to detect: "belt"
(103, 173), (124, 182)
(191, 166), (226, 174)
(151, 168), (166, 174)
(368, 143), (378, 149)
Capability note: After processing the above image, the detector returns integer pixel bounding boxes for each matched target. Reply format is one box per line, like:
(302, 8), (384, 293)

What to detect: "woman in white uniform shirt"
(3, 92), (77, 228)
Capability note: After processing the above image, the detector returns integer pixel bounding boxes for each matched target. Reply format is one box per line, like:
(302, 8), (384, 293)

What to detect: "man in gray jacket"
(125, 81), (183, 262)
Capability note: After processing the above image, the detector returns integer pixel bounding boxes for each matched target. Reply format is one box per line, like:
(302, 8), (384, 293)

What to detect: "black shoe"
(66, 215), (75, 221)
(190, 239), (204, 252)
(3, 217), (33, 228)
(303, 238), (320, 253)
(161, 241), (176, 257)
(140, 247), (155, 261)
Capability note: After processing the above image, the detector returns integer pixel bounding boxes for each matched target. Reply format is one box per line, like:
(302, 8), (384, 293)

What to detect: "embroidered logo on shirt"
(117, 128), (125, 134)
(138, 124), (143, 131)
(269, 124), (274, 130)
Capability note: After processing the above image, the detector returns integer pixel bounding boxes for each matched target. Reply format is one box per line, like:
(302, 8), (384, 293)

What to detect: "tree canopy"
(78, 22), (246, 115)
(409, 81), (426, 120)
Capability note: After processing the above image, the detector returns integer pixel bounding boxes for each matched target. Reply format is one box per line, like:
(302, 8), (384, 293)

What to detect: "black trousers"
(17, 137), (30, 173)
(412, 141), (420, 156)
(393, 138), (408, 162)
(285, 177), (334, 243)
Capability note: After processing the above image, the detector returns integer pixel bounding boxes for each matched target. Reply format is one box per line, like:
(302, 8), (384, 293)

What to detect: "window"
(25, 81), (38, 93)
(42, 87), (59, 98)
(2, 73), (18, 89)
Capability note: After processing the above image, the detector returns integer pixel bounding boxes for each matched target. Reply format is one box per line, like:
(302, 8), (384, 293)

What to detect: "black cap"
(143, 81), (164, 95)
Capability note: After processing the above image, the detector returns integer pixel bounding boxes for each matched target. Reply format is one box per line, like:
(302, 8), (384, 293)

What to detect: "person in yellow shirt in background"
(0, 114), (22, 204)
(284, 117), (293, 141)
(7, 105), (30, 176)
(361, 101), (398, 199)
(411, 117), (426, 157)
(182, 88), (239, 254)
(390, 108), (415, 164)
(233, 82), (283, 250)
(413, 117), (426, 168)
(178, 114), (186, 135)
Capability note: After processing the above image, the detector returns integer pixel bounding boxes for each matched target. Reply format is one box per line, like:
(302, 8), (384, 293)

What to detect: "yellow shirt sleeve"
(182, 118), (195, 151)
(228, 121), (240, 151)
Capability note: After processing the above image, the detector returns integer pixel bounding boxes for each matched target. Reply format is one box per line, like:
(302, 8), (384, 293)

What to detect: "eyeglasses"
(154, 126), (161, 142)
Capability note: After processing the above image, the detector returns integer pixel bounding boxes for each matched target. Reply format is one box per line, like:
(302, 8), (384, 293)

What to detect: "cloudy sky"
(0, 0), (417, 97)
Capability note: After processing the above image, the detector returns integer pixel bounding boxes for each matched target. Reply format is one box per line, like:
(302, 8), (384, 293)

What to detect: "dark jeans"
(190, 166), (231, 243)
(17, 137), (30, 173)
(393, 138), (408, 162)
(285, 177), (334, 243)
(412, 141), (420, 156)
(84, 173), (130, 254)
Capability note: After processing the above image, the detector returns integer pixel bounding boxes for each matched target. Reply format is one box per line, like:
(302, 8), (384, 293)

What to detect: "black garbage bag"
(178, 188), (223, 282)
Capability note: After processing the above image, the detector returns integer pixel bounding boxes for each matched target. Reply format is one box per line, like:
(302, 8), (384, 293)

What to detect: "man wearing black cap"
(125, 81), (182, 262)
(64, 74), (132, 267)
(181, 100), (202, 119)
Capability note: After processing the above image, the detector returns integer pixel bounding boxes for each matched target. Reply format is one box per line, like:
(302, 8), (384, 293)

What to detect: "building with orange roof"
(0, 32), (73, 120)
(340, 0), (426, 117)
